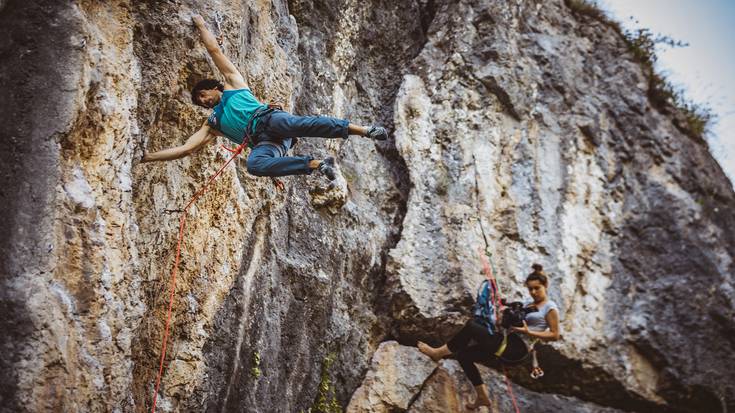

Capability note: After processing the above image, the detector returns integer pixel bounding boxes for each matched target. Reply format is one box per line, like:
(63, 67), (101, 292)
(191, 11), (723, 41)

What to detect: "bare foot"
(417, 341), (442, 362)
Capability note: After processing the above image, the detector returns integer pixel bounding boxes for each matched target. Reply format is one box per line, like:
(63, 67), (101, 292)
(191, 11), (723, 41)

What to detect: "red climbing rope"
(503, 366), (522, 413)
(477, 247), (501, 318)
(150, 141), (247, 413)
(477, 248), (521, 413)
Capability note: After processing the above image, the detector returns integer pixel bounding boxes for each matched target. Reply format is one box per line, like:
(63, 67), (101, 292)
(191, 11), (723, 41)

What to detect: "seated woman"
(417, 264), (561, 410)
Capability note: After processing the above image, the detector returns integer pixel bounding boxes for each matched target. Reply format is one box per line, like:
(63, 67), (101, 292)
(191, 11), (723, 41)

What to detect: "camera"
(500, 299), (538, 329)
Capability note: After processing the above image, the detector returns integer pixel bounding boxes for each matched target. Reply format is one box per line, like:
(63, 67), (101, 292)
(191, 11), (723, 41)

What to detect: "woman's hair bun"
(526, 263), (549, 286)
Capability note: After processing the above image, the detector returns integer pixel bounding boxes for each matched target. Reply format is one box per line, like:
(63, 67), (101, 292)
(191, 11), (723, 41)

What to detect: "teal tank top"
(207, 88), (268, 145)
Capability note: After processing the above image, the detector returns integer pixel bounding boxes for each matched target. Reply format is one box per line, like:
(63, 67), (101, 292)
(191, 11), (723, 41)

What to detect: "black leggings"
(447, 319), (504, 386)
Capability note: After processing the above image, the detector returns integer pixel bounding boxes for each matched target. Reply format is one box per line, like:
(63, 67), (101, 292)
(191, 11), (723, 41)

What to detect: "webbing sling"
(494, 333), (508, 357)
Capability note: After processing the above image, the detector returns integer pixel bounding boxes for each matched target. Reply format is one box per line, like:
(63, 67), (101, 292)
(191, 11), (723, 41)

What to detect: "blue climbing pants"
(246, 111), (349, 177)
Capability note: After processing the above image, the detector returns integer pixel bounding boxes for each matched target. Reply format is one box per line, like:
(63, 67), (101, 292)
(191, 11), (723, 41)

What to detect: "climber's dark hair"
(525, 263), (549, 287)
(191, 79), (224, 106)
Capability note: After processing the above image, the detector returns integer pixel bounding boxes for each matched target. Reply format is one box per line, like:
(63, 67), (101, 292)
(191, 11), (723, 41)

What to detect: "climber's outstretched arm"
(141, 121), (216, 163)
(193, 14), (248, 90)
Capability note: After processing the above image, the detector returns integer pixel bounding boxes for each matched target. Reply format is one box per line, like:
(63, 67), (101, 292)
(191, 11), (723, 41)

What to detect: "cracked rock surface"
(349, 341), (627, 413)
(1, 0), (733, 412)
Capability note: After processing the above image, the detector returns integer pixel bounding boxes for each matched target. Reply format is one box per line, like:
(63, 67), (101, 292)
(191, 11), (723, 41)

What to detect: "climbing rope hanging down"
(478, 247), (522, 413)
(149, 140), (248, 413)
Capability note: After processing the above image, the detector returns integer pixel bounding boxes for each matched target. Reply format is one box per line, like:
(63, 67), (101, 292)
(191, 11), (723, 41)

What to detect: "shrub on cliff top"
(564, 0), (714, 139)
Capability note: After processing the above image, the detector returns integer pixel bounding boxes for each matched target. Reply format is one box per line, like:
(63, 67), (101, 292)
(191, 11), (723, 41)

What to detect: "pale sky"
(598, 0), (735, 187)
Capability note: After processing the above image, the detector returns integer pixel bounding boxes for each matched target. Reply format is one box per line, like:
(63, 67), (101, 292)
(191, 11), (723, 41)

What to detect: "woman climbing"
(417, 264), (561, 410)
(141, 14), (388, 181)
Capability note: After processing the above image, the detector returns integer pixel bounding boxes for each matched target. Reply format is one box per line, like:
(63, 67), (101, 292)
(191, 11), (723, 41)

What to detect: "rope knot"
(220, 141), (247, 155)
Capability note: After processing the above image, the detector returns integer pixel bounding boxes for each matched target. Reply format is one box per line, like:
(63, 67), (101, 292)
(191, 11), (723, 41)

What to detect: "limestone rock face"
(349, 341), (627, 413)
(346, 341), (435, 413)
(1, 0), (733, 413)
(386, 1), (735, 412)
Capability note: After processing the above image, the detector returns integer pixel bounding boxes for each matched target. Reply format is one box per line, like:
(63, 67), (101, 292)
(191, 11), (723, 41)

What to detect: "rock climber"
(417, 263), (560, 410)
(141, 14), (388, 182)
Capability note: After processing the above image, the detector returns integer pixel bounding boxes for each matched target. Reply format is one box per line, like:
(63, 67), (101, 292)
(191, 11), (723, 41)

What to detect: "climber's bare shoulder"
(208, 49), (247, 90)
(210, 48), (247, 89)
(223, 73), (248, 91)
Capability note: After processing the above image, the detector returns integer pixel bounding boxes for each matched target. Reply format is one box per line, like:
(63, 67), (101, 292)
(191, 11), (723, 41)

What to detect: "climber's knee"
(247, 161), (268, 176)
(247, 154), (269, 176)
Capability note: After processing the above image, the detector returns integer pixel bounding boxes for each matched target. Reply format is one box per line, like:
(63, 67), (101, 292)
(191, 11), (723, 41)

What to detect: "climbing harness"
(210, 94), (274, 148)
(221, 104), (285, 191)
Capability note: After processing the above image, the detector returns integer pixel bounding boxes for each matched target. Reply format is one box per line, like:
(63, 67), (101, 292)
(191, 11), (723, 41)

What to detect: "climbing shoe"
(318, 157), (337, 181)
(366, 126), (388, 141)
